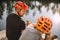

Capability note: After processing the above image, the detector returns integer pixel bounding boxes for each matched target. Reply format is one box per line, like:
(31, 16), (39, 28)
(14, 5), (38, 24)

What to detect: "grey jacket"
(19, 24), (41, 40)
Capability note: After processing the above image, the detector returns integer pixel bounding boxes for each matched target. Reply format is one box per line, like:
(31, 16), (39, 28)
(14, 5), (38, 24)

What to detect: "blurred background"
(0, 0), (60, 40)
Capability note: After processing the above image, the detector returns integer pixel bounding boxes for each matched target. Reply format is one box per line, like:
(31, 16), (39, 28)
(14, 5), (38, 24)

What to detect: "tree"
(0, 0), (60, 19)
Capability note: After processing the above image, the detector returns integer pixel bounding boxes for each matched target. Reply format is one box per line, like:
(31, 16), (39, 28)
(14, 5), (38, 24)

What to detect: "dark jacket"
(6, 13), (25, 40)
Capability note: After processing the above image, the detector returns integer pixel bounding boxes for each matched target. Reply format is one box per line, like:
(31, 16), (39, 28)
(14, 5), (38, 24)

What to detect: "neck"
(14, 11), (21, 17)
(14, 11), (18, 16)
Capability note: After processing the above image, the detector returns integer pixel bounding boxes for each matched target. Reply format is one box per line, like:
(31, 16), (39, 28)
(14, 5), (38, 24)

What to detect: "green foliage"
(7, 1), (13, 14)
(0, 2), (4, 19)
(0, 0), (60, 19)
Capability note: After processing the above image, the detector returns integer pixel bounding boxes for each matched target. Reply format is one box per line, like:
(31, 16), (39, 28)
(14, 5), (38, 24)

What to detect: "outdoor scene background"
(0, 0), (60, 40)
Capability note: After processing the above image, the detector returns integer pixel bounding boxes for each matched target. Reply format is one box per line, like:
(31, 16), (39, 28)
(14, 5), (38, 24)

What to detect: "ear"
(15, 8), (18, 12)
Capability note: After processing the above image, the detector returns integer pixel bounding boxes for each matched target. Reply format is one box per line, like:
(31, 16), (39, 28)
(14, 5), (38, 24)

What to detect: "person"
(19, 16), (53, 40)
(6, 1), (28, 40)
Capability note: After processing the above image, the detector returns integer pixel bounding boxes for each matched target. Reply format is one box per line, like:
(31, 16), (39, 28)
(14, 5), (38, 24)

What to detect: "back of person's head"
(35, 16), (53, 34)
